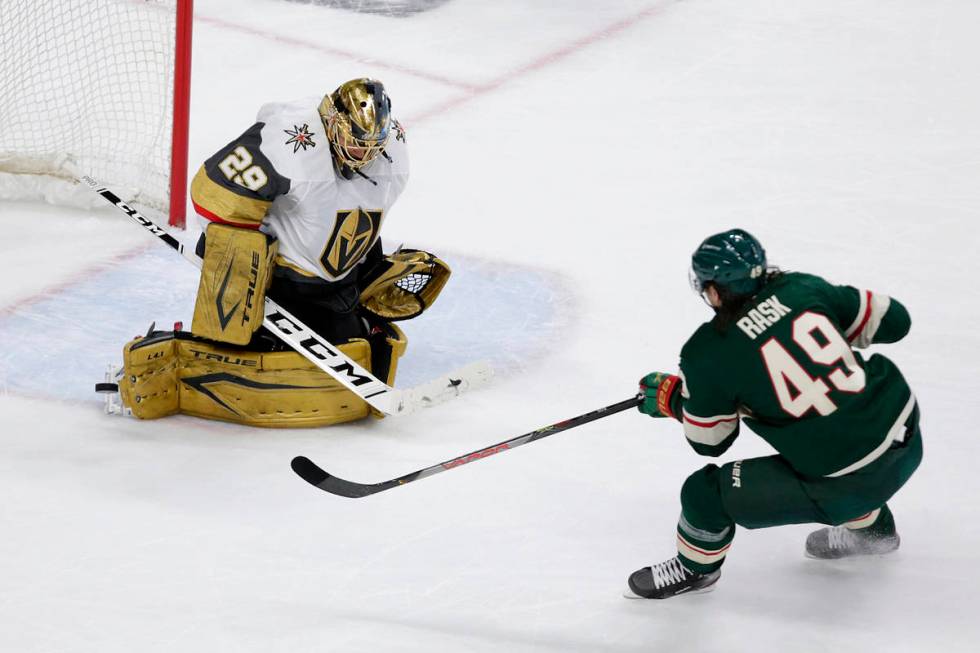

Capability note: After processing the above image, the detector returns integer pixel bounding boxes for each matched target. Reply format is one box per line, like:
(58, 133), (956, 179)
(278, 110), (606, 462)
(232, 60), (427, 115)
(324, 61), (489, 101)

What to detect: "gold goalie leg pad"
(118, 332), (181, 419)
(119, 331), (406, 427)
(192, 222), (277, 345)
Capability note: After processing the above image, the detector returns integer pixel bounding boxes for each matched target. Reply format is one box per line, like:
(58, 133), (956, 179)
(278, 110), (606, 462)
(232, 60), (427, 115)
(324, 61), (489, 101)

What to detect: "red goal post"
(0, 0), (194, 229)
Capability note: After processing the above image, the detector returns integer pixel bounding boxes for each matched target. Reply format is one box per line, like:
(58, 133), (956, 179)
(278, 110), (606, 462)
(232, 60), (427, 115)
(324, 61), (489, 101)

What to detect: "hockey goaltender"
(112, 78), (450, 427)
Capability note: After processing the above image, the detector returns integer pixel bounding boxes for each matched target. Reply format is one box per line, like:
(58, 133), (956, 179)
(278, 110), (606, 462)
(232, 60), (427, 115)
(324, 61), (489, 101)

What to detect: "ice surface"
(0, 245), (568, 401)
(2, 0), (979, 651)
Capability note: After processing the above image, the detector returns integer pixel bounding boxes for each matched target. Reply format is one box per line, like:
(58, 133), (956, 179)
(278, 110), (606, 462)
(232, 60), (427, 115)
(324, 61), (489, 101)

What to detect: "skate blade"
(804, 546), (900, 560)
(100, 363), (132, 417)
(622, 583), (718, 600)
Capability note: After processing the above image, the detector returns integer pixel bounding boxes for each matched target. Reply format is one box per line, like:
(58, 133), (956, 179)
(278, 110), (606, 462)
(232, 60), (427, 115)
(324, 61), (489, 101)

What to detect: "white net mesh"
(0, 0), (179, 218)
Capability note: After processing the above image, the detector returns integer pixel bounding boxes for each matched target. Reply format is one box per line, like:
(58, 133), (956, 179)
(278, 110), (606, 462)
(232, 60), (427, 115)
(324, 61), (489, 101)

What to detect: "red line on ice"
(407, 3), (673, 125)
(0, 4), (672, 315)
(198, 3), (673, 126)
(195, 14), (481, 92)
(0, 244), (151, 319)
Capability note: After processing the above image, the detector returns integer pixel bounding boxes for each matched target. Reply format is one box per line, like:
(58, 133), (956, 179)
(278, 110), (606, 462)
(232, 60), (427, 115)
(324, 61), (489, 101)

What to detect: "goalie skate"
(95, 363), (131, 417)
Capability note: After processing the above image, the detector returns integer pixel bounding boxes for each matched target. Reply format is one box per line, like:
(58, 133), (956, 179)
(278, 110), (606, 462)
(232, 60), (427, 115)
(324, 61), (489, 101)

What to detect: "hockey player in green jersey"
(626, 229), (922, 599)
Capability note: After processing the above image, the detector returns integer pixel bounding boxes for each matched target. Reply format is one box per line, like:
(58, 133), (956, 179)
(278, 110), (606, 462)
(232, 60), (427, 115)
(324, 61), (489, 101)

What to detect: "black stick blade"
(290, 456), (385, 498)
(291, 455), (328, 485)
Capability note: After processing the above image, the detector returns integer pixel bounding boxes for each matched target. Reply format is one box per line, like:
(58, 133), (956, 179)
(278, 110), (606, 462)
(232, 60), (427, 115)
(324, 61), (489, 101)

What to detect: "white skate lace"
(651, 557), (692, 589)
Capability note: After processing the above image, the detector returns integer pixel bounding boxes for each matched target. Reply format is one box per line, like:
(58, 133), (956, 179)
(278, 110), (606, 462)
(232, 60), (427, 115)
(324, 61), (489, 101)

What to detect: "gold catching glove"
(359, 249), (450, 321)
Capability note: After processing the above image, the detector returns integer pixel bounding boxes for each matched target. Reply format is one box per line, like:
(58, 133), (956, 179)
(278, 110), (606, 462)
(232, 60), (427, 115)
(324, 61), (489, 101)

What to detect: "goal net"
(0, 0), (192, 227)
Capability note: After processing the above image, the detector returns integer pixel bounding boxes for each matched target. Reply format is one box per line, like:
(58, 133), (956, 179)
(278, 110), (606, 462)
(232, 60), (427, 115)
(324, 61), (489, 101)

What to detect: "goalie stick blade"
(390, 360), (493, 415)
(290, 456), (402, 498)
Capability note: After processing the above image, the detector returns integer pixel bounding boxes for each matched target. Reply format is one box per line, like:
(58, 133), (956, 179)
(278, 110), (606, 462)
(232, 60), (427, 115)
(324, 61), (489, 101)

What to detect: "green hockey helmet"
(690, 228), (767, 296)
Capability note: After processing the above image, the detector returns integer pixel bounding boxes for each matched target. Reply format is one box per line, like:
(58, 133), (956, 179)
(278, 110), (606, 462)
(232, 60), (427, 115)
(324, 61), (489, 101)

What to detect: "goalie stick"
(77, 174), (491, 416)
(291, 394), (643, 498)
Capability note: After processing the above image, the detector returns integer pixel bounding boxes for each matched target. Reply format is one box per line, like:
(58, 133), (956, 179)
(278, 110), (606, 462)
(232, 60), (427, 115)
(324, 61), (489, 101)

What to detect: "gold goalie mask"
(318, 78), (392, 175)
(360, 249), (451, 321)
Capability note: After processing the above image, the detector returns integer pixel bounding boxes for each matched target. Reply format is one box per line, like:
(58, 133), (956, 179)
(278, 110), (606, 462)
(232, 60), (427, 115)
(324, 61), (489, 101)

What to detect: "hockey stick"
(77, 174), (491, 416)
(291, 394), (643, 498)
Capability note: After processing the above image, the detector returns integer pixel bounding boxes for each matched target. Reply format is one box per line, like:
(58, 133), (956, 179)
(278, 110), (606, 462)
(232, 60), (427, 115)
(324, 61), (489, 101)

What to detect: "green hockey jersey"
(677, 272), (915, 478)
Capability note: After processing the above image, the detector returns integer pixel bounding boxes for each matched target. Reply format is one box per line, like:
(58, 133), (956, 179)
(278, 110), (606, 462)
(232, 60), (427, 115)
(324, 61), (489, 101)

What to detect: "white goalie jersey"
(189, 96), (409, 283)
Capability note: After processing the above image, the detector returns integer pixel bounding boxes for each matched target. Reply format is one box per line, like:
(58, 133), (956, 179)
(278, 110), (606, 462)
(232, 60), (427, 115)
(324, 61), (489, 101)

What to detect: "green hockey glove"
(638, 372), (682, 419)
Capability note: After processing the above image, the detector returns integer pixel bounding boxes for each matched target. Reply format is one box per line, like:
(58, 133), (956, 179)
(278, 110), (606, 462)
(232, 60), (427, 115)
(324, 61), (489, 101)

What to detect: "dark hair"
(709, 268), (783, 331)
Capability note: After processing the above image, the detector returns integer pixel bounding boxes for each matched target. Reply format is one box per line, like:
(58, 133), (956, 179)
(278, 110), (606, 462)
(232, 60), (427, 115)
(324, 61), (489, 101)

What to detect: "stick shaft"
(292, 395), (643, 497)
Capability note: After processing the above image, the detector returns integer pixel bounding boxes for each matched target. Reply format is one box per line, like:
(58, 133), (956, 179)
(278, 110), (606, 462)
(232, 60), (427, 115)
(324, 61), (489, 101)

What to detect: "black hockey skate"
(624, 557), (721, 599)
(805, 509), (900, 559)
